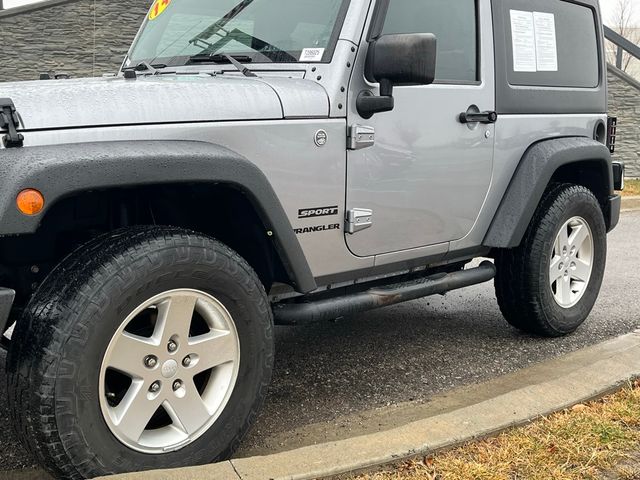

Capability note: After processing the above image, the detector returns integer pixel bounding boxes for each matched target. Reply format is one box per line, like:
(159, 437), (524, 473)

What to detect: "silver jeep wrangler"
(0, 0), (624, 478)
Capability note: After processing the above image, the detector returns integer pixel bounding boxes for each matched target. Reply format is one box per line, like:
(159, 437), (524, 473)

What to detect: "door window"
(380, 0), (478, 83)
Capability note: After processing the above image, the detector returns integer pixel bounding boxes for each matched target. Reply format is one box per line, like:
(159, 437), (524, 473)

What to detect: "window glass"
(504, 0), (599, 88)
(381, 0), (478, 82)
(129, 0), (347, 65)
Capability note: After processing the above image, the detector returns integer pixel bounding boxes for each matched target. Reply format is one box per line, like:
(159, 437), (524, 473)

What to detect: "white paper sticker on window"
(533, 12), (558, 72)
(510, 10), (537, 72)
(299, 48), (325, 62)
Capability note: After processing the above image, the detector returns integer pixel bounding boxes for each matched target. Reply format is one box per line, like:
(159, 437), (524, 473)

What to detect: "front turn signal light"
(16, 189), (45, 216)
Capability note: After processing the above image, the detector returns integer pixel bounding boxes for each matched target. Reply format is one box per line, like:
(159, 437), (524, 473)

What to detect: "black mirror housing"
(366, 33), (437, 92)
(358, 33), (437, 119)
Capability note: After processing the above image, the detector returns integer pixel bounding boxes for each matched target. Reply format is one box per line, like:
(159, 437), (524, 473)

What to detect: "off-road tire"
(494, 183), (607, 337)
(6, 226), (274, 479)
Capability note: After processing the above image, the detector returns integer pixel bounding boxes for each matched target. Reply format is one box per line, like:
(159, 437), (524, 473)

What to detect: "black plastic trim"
(484, 137), (614, 248)
(0, 288), (15, 336)
(0, 141), (317, 293)
(606, 194), (621, 233)
(612, 162), (624, 191)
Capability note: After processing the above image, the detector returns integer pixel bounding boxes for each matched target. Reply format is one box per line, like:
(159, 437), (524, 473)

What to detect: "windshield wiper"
(191, 28), (298, 64)
(190, 54), (257, 77)
(122, 61), (172, 75)
(224, 54), (258, 77)
(189, 0), (255, 46)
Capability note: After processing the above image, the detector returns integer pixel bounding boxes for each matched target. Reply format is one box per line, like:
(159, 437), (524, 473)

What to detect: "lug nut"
(149, 381), (161, 393)
(173, 380), (183, 391)
(182, 356), (192, 367)
(144, 355), (158, 368)
(168, 340), (178, 353)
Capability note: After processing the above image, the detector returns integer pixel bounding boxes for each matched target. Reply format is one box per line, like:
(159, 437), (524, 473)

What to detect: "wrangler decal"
(294, 223), (341, 235)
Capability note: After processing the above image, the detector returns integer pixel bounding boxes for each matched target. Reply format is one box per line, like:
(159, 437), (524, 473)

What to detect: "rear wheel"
(494, 184), (607, 337)
(6, 227), (273, 479)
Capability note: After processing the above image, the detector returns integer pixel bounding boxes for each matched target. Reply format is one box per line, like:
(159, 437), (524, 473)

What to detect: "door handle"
(459, 107), (498, 124)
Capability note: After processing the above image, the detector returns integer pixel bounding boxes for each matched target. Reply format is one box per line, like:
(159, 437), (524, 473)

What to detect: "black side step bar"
(274, 261), (496, 325)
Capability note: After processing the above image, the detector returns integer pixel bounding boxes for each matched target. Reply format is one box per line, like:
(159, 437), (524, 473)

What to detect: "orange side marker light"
(16, 189), (45, 215)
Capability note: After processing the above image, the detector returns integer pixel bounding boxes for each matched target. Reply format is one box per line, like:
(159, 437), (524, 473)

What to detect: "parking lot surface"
(1, 211), (638, 476)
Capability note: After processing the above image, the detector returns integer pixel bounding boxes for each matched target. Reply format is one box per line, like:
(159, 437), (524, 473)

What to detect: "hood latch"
(0, 98), (24, 148)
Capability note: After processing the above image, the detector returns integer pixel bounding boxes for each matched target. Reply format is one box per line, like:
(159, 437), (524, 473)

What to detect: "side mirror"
(357, 33), (437, 119)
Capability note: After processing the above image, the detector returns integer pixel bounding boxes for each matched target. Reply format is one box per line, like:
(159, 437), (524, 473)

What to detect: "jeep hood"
(1, 74), (329, 131)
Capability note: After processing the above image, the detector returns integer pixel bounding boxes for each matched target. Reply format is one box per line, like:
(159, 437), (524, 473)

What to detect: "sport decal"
(298, 206), (339, 219)
(149, 0), (172, 20)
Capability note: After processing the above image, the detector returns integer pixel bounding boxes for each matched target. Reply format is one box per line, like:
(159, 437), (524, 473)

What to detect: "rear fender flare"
(484, 137), (613, 249)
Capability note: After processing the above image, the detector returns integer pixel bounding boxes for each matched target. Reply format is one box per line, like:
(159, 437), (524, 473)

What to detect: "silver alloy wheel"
(99, 289), (240, 454)
(549, 216), (594, 309)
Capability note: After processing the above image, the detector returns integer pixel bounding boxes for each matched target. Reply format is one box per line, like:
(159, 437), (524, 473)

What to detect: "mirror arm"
(379, 78), (393, 97)
(356, 78), (395, 119)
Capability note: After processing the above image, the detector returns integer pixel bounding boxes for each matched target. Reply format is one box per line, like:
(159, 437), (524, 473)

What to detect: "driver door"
(346, 0), (495, 257)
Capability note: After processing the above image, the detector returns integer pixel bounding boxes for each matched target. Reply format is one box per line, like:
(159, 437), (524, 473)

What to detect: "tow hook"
(0, 98), (24, 148)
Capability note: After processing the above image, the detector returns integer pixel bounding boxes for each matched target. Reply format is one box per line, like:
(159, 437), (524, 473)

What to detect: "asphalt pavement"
(1, 210), (639, 476)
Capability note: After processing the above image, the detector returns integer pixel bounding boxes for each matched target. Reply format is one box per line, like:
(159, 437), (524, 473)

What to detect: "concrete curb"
(621, 195), (640, 212)
(101, 330), (640, 480)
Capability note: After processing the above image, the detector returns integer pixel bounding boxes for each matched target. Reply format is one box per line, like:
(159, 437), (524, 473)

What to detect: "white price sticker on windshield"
(300, 48), (325, 62)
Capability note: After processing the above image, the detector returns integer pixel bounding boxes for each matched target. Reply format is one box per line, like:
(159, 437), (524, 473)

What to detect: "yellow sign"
(149, 0), (172, 20)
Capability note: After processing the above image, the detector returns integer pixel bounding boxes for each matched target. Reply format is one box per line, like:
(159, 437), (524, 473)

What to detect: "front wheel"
(6, 227), (274, 479)
(494, 184), (607, 337)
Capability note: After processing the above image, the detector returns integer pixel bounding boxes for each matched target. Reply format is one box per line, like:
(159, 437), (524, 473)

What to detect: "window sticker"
(299, 48), (325, 62)
(533, 12), (558, 72)
(149, 0), (172, 21)
(510, 10), (558, 73)
(510, 10), (537, 72)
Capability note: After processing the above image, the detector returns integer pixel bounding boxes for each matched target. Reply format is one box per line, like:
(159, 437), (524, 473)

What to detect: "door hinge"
(0, 98), (24, 148)
(346, 208), (373, 234)
(347, 125), (375, 150)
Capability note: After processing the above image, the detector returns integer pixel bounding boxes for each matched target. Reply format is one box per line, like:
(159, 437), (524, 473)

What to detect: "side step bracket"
(273, 261), (496, 325)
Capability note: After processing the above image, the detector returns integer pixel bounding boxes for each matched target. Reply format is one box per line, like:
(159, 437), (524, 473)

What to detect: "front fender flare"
(483, 137), (613, 249)
(0, 140), (317, 293)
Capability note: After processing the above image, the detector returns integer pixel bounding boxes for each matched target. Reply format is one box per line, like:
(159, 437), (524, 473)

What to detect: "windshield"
(128, 0), (349, 66)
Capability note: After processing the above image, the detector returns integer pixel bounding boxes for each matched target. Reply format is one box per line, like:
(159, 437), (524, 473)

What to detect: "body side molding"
(0, 140), (317, 293)
(484, 137), (615, 249)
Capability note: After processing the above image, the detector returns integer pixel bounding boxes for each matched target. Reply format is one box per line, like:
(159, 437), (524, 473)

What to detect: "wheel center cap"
(161, 359), (179, 379)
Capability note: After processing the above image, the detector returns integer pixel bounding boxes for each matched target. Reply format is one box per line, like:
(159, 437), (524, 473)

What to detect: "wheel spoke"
(569, 224), (589, 251)
(554, 275), (571, 305)
(165, 383), (211, 435)
(112, 379), (161, 442)
(188, 330), (237, 373)
(571, 259), (591, 282)
(562, 278), (572, 304)
(549, 255), (564, 282)
(155, 294), (198, 344)
(108, 333), (155, 377)
(556, 224), (569, 253)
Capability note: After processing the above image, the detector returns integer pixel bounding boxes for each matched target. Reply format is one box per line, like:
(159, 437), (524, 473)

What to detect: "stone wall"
(0, 0), (151, 82)
(608, 66), (640, 178)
